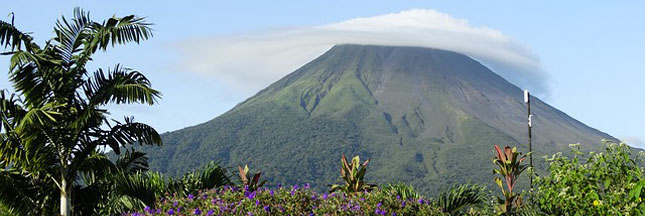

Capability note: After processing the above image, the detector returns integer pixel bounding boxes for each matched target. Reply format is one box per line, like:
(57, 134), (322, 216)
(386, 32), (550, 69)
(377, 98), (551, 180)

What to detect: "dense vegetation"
(533, 141), (645, 215)
(123, 141), (645, 216)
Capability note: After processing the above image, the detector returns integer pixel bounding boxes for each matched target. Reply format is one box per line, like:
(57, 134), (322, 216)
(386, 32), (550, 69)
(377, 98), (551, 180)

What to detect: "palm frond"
(53, 7), (92, 66)
(0, 168), (57, 215)
(94, 14), (153, 50)
(71, 11), (153, 73)
(179, 161), (231, 195)
(435, 184), (487, 214)
(382, 182), (421, 200)
(84, 65), (161, 106)
(0, 90), (25, 132)
(114, 171), (167, 207)
(115, 150), (149, 174)
(75, 151), (115, 178)
(0, 19), (34, 52)
(99, 117), (161, 154)
(16, 102), (63, 132)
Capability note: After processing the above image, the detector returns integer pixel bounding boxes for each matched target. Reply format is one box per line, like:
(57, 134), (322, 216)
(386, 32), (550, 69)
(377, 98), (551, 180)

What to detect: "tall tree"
(0, 8), (160, 216)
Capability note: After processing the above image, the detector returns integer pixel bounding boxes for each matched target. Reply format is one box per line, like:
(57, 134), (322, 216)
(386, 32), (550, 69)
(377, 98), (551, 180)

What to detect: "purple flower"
(270, 190), (275, 196)
(207, 210), (215, 216)
(193, 208), (202, 215)
(247, 212), (253, 216)
(377, 202), (382, 208)
(293, 184), (299, 190)
(359, 198), (365, 201)
(264, 206), (271, 212)
(396, 196), (401, 200)
(322, 193), (328, 199)
(309, 213), (315, 216)
(156, 209), (161, 213)
(144, 206), (152, 214)
(177, 207), (182, 212)
(290, 190), (296, 196)
(375, 209), (381, 215)
(167, 209), (175, 215)
(417, 199), (424, 204)
(401, 201), (406, 207)
(188, 194), (194, 200)
(244, 185), (250, 191)
(392, 212), (396, 216)
(255, 200), (260, 205)
(352, 204), (360, 211)
(304, 183), (310, 189)
(173, 201), (178, 207)
(277, 183), (282, 188)
(245, 191), (256, 199)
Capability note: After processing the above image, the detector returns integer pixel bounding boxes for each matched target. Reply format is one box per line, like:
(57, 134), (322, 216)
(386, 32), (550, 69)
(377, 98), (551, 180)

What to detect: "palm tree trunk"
(60, 174), (71, 216)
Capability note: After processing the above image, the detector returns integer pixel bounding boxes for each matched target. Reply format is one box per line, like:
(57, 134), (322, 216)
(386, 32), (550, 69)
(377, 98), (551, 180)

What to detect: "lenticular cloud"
(173, 9), (548, 96)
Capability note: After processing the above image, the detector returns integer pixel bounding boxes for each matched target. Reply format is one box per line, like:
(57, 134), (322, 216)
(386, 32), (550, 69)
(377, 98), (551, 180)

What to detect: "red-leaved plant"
(493, 145), (529, 214)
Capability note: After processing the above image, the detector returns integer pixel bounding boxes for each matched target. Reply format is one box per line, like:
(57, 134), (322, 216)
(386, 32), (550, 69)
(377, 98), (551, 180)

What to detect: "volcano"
(140, 44), (614, 194)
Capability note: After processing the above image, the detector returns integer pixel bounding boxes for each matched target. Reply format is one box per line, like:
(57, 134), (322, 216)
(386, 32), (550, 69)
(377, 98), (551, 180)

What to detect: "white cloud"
(172, 9), (548, 96)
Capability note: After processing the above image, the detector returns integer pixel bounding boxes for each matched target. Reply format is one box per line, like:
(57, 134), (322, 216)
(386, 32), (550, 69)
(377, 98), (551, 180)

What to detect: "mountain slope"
(141, 44), (614, 194)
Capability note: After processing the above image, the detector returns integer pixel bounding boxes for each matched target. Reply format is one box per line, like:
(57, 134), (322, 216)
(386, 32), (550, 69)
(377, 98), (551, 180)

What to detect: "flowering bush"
(533, 141), (645, 215)
(125, 184), (447, 215)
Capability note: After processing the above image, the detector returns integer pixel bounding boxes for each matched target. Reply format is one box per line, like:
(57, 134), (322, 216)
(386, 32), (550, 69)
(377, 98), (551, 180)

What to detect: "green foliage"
(382, 182), (421, 200)
(493, 145), (529, 215)
(434, 184), (487, 214)
(329, 154), (377, 193)
(235, 164), (266, 192)
(176, 161), (232, 196)
(533, 141), (645, 215)
(0, 8), (158, 215)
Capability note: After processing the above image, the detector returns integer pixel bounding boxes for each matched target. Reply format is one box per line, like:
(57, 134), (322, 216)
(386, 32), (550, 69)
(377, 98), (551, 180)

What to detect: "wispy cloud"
(172, 9), (548, 96)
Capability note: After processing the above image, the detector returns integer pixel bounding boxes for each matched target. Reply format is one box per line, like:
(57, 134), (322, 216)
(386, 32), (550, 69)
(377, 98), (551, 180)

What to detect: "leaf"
(237, 166), (247, 185)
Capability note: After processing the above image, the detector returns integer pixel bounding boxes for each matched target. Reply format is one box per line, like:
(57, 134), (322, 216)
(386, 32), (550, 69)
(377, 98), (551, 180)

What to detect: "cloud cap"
(173, 9), (548, 97)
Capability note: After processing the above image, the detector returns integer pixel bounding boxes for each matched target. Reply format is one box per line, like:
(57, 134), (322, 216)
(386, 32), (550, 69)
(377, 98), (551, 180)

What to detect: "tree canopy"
(0, 8), (160, 216)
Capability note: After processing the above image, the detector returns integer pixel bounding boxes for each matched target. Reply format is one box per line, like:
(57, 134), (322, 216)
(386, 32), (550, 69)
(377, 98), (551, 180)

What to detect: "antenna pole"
(524, 90), (533, 191)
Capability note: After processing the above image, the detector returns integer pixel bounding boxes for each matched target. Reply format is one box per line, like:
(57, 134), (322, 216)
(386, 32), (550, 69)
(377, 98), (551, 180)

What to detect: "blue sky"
(2, 1), (643, 147)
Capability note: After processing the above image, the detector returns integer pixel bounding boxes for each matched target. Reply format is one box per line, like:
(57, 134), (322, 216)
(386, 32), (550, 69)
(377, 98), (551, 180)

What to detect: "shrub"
(533, 141), (645, 215)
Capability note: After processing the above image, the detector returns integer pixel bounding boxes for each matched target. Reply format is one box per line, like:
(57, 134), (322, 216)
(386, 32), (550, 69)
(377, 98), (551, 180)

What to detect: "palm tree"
(0, 8), (160, 216)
